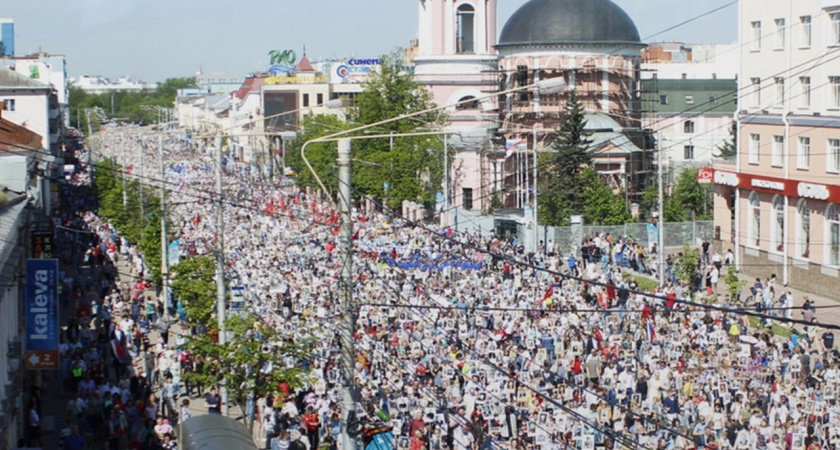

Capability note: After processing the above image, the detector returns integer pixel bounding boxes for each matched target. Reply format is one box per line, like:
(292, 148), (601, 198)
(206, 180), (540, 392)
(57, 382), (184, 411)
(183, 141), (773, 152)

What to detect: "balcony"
(823, 0), (840, 10)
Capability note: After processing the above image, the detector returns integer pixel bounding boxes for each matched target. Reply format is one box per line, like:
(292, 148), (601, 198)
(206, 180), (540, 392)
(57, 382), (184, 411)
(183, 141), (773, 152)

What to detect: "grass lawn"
(622, 272), (659, 292)
(747, 316), (794, 337)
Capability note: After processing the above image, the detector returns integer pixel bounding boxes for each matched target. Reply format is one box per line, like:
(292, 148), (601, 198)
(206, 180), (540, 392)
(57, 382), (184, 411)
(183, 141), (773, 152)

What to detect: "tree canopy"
(538, 91), (594, 226)
(287, 52), (446, 210)
(70, 77), (196, 133)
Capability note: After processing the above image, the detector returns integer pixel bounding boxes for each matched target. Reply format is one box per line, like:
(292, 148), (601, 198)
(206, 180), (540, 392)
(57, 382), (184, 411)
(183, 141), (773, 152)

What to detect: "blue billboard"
(25, 259), (59, 370)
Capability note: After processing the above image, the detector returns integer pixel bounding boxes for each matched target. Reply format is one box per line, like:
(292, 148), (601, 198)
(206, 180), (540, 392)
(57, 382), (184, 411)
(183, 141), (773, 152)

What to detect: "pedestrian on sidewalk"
(27, 400), (41, 447)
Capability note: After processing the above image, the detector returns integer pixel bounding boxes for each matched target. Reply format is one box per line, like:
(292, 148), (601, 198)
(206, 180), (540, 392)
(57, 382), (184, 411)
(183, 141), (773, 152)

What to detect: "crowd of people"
(84, 127), (840, 450)
(44, 144), (189, 450)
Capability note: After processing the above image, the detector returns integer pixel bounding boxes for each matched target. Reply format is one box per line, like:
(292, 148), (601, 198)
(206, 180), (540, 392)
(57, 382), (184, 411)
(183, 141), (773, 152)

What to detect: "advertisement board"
(25, 259), (60, 370)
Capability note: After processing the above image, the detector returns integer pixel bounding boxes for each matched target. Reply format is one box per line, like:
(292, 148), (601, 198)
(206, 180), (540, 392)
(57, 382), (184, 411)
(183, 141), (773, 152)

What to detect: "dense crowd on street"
(83, 128), (840, 450)
(46, 145), (189, 450)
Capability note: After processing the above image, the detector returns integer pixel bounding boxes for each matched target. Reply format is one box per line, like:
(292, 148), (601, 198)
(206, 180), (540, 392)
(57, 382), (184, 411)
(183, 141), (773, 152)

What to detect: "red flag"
(358, 215), (367, 223)
(293, 194), (301, 205)
(331, 226), (340, 236)
(193, 214), (201, 226)
(311, 201), (319, 215)
(279, 196), (286, 210)
(543, 285), (554, 300)
(352, 229), (359, 240)
(265, 200), (275, 214)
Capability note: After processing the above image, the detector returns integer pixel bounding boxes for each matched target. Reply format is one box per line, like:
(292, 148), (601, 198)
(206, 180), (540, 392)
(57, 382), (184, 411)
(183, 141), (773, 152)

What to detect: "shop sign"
(798, 182), (831, 201)
(750, 178), (785, 191)
(32, 229), (54, 259)
(25, 259), (59, 370)
(714, 170), (739, 187)
(266, 76), (329, 84)
(697, 167), (713, 184)
(714, 170), (840, 202)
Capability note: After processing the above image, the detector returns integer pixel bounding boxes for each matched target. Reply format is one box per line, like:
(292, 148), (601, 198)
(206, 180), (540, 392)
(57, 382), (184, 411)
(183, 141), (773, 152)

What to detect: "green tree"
(580, 168), (630, 225)
(673, 244), (701, 286)
(283, 114), (352, 194)
(488, 188), (503, 214)
(665, 168), (713, 222)
(717, 121), (737, 158)
(170, 256), (217, 327)
(70, 77), (196, 133)
(723, 265), (747, 303)
(538, 91), (592, 226)
(139, 211), (165, 286)
(92, 158), (159, 245)
(349, 52), (446, 209)
(181, 313), (313, 430)
(638, 182), (659, 221)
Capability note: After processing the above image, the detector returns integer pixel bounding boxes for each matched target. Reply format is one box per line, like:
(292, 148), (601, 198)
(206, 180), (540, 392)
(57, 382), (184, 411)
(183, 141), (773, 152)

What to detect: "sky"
(4, 0), (737, 83)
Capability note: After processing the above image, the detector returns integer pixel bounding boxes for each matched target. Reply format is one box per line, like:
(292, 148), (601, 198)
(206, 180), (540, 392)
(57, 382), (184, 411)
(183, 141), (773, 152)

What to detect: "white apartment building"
(713, 0), (840, 297)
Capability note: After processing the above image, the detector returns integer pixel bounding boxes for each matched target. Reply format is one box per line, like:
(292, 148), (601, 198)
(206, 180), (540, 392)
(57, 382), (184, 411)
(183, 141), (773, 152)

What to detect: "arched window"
(456, 4), (475, 54)
(684, 120), (695, 134)
(827, 204), (840, 266)
(455, 96), (479, 110)
(796, 199), (810, 258)
(750, 192), (761, 247)
(771, 195), (785, 252)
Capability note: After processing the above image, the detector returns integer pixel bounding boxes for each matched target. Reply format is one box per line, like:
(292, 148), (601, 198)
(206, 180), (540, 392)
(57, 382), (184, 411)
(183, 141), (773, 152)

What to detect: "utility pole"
(215, 133), (228, 416)
(121, 138), (128, 206)
(532, 125), (539, 254)
(337, 139), (358, 450)
(139, 137), (146, 219)
(657, 136), (665, 287)
(159, 135), (170, 321)
(443, 136), (448, 228)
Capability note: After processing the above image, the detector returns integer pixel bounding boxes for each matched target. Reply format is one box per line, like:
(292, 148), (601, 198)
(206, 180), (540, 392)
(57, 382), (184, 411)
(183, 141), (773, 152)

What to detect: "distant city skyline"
(4, 0), (737, 82)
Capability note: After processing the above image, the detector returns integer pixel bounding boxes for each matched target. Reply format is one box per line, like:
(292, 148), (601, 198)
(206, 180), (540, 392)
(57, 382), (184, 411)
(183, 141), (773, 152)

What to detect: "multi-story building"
(0, 66), (62, 152)
(0, 53), (70, 128)
(713, 0), (840, 296)
(0, 18), (13, 57)
(642, 78), (737, 174)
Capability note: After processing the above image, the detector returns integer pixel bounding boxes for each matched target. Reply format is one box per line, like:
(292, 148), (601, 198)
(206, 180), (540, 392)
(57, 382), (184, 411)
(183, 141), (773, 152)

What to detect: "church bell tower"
(417, 0), (497, 58)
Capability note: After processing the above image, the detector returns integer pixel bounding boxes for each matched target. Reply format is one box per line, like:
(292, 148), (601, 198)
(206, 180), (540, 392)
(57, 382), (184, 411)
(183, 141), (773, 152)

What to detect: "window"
(797, 137), (810, 169)
(515, 66), (529, 101)
(302, 93), (310, 108)
(456, 4), (475, 53)
(797, 200), (810, 259)
(455, 96), (479, 110)
(828, 204), (840, 266)
(316, 93), (323, 105)
(750, 192), (761, 247)
(2, 99), (14, 111)
(749, 133), (761, 164)
(684, 120), (695, 134)
(685, 95), (694, 105)
(772, 135), (784, 167)
(462, 187), (474, 210)
(659, 95), (669, 105)
(751, 77), (761, 107)
(751, 21), (762, 50)
(831, 77), (840, 108)
(774, 77), (785, 107)
(683, 145), (695, 160)
(829, 139), (840, 173)
(832, 13), (840, 45)
(775, 18), (786, 49)
(801, 16), (812, 47)
(800, 76), (811, 108)
(772, 195), (785, 252)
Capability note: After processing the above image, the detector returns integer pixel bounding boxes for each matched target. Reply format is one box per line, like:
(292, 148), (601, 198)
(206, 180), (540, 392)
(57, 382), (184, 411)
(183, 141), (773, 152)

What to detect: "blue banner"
(25, 259), (59, 370)
(168, 239), (181, 266)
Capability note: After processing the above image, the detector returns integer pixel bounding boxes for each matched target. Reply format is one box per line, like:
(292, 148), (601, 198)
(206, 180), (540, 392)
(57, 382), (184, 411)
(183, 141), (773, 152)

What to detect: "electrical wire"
(337, 176), (840, 333)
